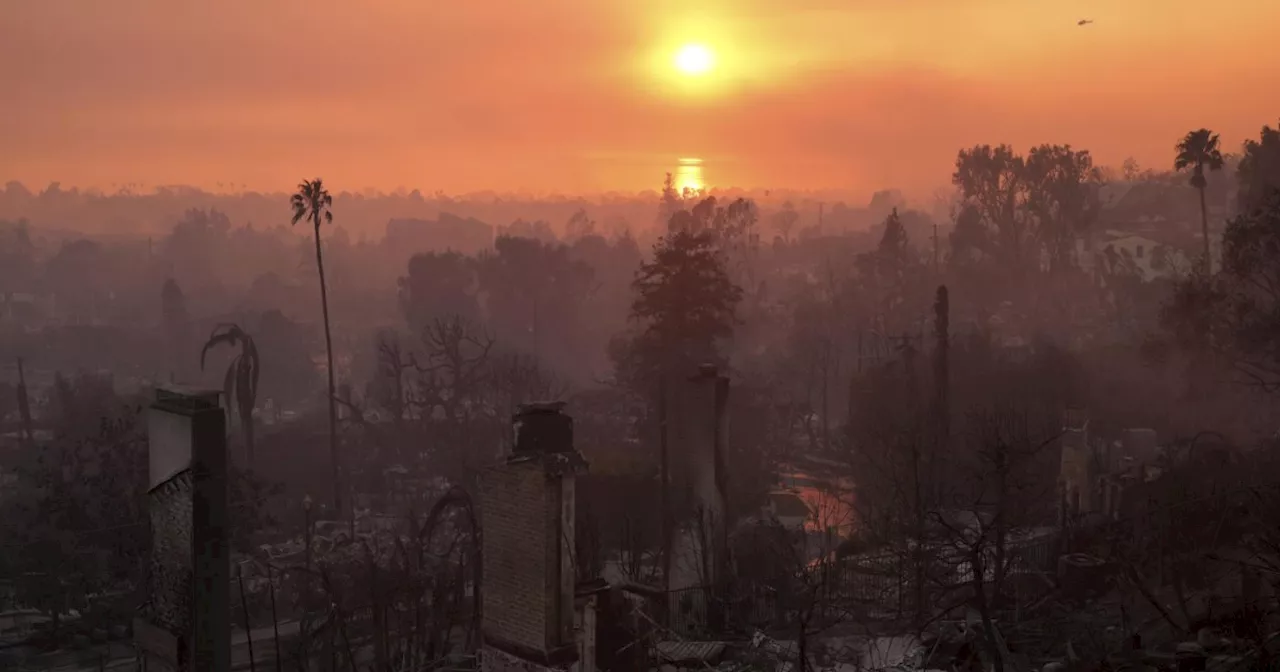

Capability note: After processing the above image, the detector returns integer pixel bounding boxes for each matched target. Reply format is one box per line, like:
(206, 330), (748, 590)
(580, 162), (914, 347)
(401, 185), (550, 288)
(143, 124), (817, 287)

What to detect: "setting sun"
(674, 44), (715, 75)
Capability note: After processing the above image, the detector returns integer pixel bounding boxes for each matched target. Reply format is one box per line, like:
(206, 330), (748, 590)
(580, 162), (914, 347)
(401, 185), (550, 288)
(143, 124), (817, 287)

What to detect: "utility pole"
(16, 357), (33, 447)
(821, 338), (830, 452)
(658, 375), (672, 599)
(818, 202), (825, 232)
(533, 295), (540, 363)
(932, 222), (940, 274)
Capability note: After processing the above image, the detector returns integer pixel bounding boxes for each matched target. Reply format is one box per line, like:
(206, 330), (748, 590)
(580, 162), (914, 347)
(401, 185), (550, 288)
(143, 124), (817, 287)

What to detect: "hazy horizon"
(6, 2), (1280, 666)
(3, 0), (1278, 198)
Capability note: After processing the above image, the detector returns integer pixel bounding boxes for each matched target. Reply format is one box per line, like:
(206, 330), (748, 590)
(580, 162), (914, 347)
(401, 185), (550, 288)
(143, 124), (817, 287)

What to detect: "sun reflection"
(675, 157), (704, 196)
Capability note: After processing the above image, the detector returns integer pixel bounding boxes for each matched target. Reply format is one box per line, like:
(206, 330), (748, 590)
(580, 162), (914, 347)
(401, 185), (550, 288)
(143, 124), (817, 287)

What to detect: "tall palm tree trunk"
(1196, 184), (1220, 377)
(243, 406), (256, 464)
(313, 215), (341, 514)
(1198, 185), (1211, 275)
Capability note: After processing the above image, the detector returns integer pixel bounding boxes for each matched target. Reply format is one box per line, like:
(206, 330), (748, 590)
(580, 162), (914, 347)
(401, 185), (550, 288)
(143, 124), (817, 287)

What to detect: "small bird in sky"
(1077, 19), (1094, 26)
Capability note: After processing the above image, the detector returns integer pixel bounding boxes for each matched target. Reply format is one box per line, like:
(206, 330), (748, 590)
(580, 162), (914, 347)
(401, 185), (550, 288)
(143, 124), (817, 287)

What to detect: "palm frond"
(200, 324), (246, 371)
(291, 179), (334, 228)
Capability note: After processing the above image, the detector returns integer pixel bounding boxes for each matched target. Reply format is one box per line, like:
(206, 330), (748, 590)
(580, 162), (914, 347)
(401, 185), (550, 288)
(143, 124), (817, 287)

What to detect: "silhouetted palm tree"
(200, 323), (260, 463)
(1175, 129), (1225, 274)
(290, 178), (340, 512)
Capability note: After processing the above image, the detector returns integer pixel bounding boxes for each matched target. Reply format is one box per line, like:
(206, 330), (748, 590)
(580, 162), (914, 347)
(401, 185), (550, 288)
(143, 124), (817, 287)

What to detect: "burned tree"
(928, 406), (1061, 672)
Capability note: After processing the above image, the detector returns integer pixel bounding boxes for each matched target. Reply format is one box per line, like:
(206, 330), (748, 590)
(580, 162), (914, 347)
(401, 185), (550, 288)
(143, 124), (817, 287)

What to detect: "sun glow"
(635, 17), (750, 99)
(674, 43), (715, 75)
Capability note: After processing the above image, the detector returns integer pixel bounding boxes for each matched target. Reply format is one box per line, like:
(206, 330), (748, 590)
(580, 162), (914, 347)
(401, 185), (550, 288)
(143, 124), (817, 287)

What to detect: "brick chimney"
(135, 386), (230, 672)
(479, 402), (588, 672)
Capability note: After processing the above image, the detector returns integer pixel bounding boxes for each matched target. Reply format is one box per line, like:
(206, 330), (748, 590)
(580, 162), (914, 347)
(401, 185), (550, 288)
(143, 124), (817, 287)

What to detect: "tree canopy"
(1161, 191), (1280, 390)
(612, 226), (743, 391)
(953, 143), (1103, 274)
(1238, 120), (1280, 214)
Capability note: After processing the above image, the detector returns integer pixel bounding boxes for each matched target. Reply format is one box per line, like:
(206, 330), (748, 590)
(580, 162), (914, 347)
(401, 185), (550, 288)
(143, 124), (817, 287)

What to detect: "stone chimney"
(479, 402), (588, 672)
(135, 386), (230, 672)
(1059, 406), (1094, 522)
(664, 365), (730, 620)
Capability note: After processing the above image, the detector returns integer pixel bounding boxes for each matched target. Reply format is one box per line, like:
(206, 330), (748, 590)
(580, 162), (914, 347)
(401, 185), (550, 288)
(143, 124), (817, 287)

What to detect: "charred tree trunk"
(933, 286), (950, 455)
(970, 550), (1006, 672)
(994, 449), (1009, 603)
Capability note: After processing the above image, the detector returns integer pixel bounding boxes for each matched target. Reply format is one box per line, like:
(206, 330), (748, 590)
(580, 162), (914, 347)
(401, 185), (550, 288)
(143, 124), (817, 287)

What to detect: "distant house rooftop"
(767, 491), (812, 519)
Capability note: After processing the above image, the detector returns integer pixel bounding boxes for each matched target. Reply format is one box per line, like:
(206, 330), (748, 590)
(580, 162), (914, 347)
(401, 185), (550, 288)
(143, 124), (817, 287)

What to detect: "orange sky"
(2, 0), (1278, 199)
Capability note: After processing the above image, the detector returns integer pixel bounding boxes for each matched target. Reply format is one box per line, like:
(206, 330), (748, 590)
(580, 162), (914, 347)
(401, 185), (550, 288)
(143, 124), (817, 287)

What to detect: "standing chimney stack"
(135, 386), (230, 672)
(480, 402), (588, 672)
(512, 401), (574, 456)
(664, 364), (731, 627)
